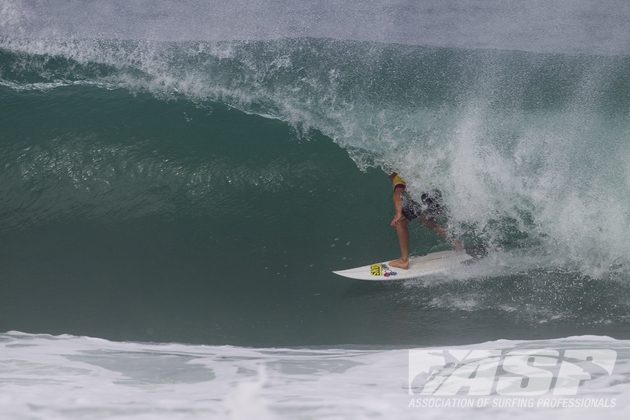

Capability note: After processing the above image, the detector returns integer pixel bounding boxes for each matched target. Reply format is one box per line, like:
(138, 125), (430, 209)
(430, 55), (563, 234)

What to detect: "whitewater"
(2, 332), (630, 420)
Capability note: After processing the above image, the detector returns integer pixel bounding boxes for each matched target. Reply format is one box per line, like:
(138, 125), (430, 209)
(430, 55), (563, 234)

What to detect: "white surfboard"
(333, 250), (473, 281)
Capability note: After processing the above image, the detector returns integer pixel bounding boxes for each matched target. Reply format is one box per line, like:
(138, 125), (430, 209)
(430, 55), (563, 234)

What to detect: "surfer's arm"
(390, 186), (405, 227)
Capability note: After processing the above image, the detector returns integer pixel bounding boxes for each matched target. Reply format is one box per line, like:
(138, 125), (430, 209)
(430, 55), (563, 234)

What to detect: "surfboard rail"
(332, 250), (472, 280)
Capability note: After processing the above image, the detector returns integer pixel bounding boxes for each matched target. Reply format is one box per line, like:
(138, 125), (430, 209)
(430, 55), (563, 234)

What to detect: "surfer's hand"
(390, 214), (404, 227)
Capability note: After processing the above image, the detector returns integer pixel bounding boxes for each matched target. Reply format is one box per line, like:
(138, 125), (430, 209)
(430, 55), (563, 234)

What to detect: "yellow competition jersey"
(391, 173), (406, 190)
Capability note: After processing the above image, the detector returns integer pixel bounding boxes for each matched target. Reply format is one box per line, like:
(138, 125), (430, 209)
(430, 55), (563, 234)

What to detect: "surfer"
(388, 172), (463, 269)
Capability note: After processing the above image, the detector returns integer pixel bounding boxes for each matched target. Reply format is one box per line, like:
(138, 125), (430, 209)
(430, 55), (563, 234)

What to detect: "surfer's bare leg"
(419, 215), (464, 252)
(389, 217), (410, 269)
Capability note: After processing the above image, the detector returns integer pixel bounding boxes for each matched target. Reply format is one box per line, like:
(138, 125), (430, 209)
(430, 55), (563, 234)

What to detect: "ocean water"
(1, 1), (630, 418)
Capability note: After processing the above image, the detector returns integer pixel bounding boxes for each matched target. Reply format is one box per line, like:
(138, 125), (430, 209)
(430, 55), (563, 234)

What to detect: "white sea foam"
(1, 331), (629, 419)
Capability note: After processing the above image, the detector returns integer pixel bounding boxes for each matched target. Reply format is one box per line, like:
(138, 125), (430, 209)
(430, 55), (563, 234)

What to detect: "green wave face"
(2, 38), (629, 271)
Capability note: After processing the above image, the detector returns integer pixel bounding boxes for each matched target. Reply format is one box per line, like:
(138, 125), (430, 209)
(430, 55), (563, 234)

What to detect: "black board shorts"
(402, 190), (444, 222)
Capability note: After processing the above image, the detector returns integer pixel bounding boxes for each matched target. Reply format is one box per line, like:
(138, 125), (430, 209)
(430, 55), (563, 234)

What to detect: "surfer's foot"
(452, 240), (465, 253)
(389, 258), (409, 269)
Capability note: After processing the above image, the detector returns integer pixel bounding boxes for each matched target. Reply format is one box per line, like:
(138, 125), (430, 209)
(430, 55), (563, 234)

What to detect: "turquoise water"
(2, 2), (630, 347)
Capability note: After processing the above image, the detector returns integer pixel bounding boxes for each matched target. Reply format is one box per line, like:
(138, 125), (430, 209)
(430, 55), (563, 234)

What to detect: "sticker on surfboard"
(370, 264), (397, 277)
